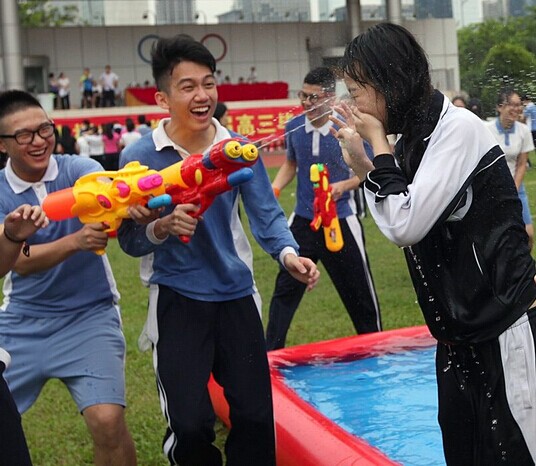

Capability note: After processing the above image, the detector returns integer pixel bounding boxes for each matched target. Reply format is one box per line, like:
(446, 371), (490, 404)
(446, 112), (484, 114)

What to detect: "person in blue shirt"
(117, 35), (319, 466)
(266, 67), (382, 350)
(0, 90), (137, 466)
(523, 93), (536, 147)
(0, 204), (47, 466)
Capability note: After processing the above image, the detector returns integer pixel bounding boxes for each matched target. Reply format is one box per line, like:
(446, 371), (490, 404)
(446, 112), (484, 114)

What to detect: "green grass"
(8, 162), (536, 464)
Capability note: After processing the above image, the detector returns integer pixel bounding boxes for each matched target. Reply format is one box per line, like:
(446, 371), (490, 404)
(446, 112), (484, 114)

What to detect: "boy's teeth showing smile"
(29, 148), (47, 157)
(192, 106), (209, 117)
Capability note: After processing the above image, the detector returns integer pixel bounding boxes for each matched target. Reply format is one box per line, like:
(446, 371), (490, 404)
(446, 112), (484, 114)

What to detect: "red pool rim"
(209, 325), (435, 466)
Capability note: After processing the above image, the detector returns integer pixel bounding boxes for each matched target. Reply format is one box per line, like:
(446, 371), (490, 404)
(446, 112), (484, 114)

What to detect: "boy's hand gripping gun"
(147, 138), (258, 242)
(309, 163), (344, 252)
(42, 138), (259, 250)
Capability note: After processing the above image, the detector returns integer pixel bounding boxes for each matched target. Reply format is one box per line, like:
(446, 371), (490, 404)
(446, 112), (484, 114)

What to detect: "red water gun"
(309, 163), (344, 252)
(43, 138), (258, 250)
(148, 138), (258, 242)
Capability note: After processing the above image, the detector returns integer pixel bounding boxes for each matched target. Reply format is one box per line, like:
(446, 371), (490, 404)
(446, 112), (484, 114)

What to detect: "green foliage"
(481, 42), (536, 112)
(458, 12), (536, 117)
(18, 0), (78, 27)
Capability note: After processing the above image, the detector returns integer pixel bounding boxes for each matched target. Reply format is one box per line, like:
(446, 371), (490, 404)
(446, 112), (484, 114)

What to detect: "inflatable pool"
(208, 325), (441, 465)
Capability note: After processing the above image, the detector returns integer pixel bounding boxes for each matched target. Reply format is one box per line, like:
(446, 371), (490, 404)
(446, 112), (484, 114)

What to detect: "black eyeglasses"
(0, 122), (55, 145)
(298, 91), (322, 104)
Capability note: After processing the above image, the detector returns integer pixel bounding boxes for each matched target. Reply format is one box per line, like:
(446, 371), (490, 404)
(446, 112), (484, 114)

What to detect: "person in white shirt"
(119, 118), (142, 149)
(76, 129), (90, 158)
(485, 87), (535, 250)
(57, 72), (70, 109)
(100, 65), (119, 107)
(86, 126), (105, 166)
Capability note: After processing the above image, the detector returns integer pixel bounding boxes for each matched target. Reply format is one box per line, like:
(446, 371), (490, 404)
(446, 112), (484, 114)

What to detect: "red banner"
(124, 82), (289, 105)
(52, 104), (303, 147)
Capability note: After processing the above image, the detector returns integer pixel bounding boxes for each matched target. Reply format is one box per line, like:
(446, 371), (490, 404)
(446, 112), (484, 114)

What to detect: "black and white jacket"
(365, 90), (536, 344)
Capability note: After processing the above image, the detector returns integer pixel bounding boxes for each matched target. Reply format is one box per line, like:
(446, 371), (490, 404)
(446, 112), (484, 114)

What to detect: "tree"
(458, 13), (536, 117)
(18, 0), (78, 27)
(480, 42), (536, 114)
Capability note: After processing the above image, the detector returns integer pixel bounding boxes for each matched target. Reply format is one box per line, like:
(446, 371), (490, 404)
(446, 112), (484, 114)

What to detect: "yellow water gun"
(43, 138), (258, 250)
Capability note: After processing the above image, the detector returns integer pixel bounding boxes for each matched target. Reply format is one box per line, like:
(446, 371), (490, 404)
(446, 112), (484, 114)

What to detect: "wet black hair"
(341, 22), (433, 134)
(151, 34), (216, 92)
(303, 67), (336, 93)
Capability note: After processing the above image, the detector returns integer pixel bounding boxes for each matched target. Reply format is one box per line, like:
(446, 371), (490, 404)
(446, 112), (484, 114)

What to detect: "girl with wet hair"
(332, 22), (536, 466)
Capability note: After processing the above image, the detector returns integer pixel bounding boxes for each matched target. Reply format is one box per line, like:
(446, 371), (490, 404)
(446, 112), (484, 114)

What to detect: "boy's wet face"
(156, 60), (217, 133)
(299, 83), (332, 124)
(0, 107), (54, 182)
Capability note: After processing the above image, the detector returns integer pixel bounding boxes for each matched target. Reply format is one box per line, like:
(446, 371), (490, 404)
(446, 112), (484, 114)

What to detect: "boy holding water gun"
(266, 66), (382, 350)
(0, 90), (136, 466)
(117, 35), (319, 466)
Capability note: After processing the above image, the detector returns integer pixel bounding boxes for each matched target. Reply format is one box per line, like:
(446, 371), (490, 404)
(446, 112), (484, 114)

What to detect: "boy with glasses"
(266, 67), (382, 350)
(0, 90), (136, 466)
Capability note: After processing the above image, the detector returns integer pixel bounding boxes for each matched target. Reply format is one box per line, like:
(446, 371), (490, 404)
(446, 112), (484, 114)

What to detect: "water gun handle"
(147, 194), (198, 244)
(323, 217), (344, 252)
(310, 163), (344, 252)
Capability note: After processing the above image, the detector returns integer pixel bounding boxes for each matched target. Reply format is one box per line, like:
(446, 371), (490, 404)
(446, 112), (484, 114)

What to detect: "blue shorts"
(0, 304), (126, 413)
(519, 183), (532, 226)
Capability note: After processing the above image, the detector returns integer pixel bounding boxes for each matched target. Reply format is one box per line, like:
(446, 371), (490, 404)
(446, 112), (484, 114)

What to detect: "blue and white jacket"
(118, 118), (298, 302)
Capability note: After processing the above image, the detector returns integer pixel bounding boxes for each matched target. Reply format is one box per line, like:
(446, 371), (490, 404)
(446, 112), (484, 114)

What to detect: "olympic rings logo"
(137, 33), (227, 64)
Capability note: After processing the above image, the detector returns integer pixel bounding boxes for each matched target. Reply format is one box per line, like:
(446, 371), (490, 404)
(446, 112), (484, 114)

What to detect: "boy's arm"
(10, 223), (109, 276)
(0, 205), (48, 277)
(272, 159), (297, 197)
(241, 159), (299, 260)
(283, 253), (320, 291)
(117, 203), (199, 258)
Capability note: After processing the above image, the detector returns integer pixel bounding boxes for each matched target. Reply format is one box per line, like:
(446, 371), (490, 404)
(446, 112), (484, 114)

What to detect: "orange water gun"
(309, 163), (344, 252)
(43, 138), (258, 250)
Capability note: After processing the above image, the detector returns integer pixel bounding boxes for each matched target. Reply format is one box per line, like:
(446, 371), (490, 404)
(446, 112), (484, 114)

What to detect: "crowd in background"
(451, 90), (536, 252)
(0, 114), (151, 171)
(48, 64), (121, 110)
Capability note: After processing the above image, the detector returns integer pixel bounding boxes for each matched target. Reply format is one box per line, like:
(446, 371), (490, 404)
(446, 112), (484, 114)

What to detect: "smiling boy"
(0, 90), (136, 466)
(117, 35), (319, 465)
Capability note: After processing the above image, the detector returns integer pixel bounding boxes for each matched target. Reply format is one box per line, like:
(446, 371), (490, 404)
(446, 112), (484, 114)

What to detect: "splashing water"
(249, 95), (347, 151)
